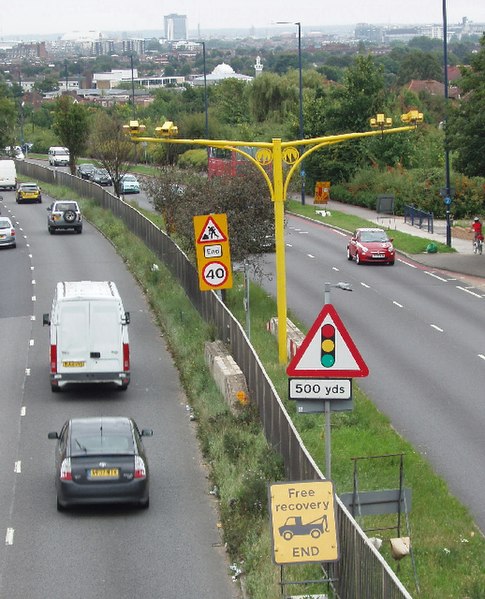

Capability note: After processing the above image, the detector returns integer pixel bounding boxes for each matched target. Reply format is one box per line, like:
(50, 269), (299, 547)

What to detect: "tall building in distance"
(164, 14), (188, 41)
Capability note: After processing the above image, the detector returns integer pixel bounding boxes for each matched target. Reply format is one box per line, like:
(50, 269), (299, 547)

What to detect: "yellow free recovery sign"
(269, 480), (339, 565)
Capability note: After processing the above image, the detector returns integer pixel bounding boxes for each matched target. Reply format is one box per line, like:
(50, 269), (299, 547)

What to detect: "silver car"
(47, 201), (83, 234)
(0, 216), (16, 248)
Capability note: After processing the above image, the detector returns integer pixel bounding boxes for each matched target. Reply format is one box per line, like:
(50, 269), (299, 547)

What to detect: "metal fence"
(18, 160), (413, 599)
(404, 204), (434, 234)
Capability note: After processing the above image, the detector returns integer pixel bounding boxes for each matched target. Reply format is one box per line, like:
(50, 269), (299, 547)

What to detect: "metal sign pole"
(324, 283), (331, 479)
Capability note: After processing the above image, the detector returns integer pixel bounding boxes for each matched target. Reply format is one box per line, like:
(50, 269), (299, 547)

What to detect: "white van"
(0, 159), (17, 190)
(48, 146), (70, 167)
(43, 281), (131, 392)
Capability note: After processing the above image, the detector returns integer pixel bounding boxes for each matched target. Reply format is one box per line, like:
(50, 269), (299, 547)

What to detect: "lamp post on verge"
(277, 21), (305, 204)
(130, 53), (136, 120)
(442, 0), (452, 247)
(201, 41), (209, 139)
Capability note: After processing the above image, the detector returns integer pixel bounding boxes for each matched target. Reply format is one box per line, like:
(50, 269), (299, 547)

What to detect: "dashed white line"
(307, 254), (315, 259)
(393, 301), (403, 308)
(32, 280), (36, 285)
(31, 315), (36, 321)
(430, 324), (444, 332)
(456, 286), (482, 298)
(25, 368), (31, 376)
(20, 407), (26, 416)
(32, 296), (36, 302)
(14, 461), (21, 474)
(29, 339), (34, 347)
(332, 267), (339, 272)
(479, 355), (485, 361)
(360, 282), (370, 289)
(425, 271), (448, 282)
(5, 528), (14, 545)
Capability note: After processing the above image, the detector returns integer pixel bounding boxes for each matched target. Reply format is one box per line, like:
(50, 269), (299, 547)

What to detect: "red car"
(347, 227), (395, 265)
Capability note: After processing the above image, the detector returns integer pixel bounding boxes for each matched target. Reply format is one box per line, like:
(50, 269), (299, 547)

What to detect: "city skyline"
(1, 0), (484, 39)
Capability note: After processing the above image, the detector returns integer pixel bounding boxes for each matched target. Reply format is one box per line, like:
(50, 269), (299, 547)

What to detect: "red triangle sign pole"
(286, 304), (369, 378)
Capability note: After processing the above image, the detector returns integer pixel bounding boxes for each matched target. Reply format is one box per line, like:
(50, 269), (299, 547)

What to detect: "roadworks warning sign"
(268, 480), (339, 565)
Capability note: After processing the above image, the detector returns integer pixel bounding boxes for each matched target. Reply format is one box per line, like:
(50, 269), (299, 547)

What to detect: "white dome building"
(192, 62), (253, 86)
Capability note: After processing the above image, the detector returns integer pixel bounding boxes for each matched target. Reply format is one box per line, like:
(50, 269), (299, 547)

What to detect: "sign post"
(286, 285), (368, 478)
(193, 213), (233, 291)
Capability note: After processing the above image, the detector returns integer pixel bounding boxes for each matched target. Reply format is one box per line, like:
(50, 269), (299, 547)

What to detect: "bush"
(178, 148), (208, 172)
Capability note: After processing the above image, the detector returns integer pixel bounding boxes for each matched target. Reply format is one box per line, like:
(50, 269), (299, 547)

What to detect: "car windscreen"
(360, 231), (388, 242)
(71, 434), (135, 455)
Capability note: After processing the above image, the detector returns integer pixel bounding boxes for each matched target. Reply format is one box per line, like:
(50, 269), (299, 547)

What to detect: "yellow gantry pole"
(271, 139), (288, 364)
(126, 113), (421, 365)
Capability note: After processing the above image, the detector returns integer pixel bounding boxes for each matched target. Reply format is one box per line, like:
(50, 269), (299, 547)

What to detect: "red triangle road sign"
(286, 304), (369, 378)
(196, 215), (228, 244)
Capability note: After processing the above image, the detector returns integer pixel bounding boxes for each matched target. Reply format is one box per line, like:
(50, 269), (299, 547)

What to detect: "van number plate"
(63, 361), (85, 367)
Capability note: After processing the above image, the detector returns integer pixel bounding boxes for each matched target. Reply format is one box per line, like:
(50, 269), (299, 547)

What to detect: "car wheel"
(346, 247), (353, 261)
(388, 260), (395, 265)
(38, 198), (42, 203)
(139, 497), (149, 509)
(12, 243), (16, 248)
(48, 227), (55, 235)
(355, 252), (361, 265)
(63, 210), (76, 223)
(56, 497), (66, 512)
(76, 227), (82, 234)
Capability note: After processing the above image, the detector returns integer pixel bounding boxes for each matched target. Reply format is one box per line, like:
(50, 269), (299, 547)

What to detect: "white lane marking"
(307, 254), (315, 259)
(393, 301), (403, 308)
(32, 280), (36, 285)
(31, 315), (36, 321)
(29, 339), (34, 347)
(20, 407), (26, 416)
(399, 259), (418, 269)
(14, 461), (21, 474)
(332, 267), (339, 272)
(360, 282), (370, 288)
(479, 355), (485, 361)
(30, 266), (34, 271)
(32, 296), (36, 302)
(425, 271), (448, 282)
(286, 243), (293, 247)
(430, 324), (444, 332)
(456, 286), (482, 298)
(335, 230), (348, 237)
(5, 529), (14, 545)
(25, 368), (31, 376)
(299, 231), (309, 235)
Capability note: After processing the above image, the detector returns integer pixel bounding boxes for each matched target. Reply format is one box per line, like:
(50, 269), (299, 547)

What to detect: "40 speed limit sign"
(288, 378), (352, 401)
(193, 213), (233, 291)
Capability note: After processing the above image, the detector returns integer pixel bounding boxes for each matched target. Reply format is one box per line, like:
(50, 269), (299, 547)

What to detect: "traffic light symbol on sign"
(320, 324), (335, 368)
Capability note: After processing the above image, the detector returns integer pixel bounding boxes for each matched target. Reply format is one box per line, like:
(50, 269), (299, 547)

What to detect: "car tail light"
(134, 456), (146, 479)
(11, 229), (15, 237)
(123, 343), (130, 371)
(50, 344), (57, 373)
(60, 458), (72, 481)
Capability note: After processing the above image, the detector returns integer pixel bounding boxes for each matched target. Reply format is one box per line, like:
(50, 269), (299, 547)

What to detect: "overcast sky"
(1, 0), (484, 38)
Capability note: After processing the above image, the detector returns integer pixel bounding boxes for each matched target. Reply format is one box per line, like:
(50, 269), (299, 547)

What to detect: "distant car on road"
(47, 200), (82, 234)
(347, 227), (395, 265)
(76, 163), (96, 180)
(0, 216), (16, 248)
(48, 416), (152, 511)
(120, 174), (140, 194)
(16, 182), (42, 203)
(92, 168), (112, 186)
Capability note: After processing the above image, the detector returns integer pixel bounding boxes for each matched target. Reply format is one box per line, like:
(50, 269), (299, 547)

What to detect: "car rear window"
(54, 203), (78, 212)
(0, 219), (11, 228)
(71, 434), (135, 455)
(22, 184), (38, 190)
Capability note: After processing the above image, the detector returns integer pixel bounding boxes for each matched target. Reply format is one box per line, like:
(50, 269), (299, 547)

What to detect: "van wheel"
(51, 384), (60, 393)
(119, 383), (129, 391)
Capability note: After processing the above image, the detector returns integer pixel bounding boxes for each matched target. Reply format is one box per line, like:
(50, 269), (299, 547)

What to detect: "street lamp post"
(442, 0), (452, 247)
(277, 21), (305, 205)
(201, 41), (209, 139)
(130, 54), (136, 120)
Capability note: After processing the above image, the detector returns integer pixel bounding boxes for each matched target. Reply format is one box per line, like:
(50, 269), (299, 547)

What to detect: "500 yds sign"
(289, 378), (352, 400)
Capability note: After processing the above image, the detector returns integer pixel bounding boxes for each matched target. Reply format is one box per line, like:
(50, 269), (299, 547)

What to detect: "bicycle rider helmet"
(474, 217), (480, 221)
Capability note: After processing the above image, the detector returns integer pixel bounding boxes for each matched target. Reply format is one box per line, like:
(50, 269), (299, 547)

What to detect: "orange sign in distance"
(193, 213), (233, 291)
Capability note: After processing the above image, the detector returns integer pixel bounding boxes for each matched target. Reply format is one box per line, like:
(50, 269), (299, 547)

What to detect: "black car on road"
(76, 163), (96, 180)
(48, 417), (153, 511)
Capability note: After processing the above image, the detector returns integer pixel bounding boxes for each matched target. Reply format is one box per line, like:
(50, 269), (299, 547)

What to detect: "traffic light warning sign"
(286, 304), (369, 378)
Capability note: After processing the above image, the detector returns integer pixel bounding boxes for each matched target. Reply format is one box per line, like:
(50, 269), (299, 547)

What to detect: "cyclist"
(470, 217), (484, 253)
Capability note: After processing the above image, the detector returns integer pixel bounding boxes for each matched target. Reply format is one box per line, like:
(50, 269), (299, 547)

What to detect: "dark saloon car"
(91, 168), (112, 186)
(347, 227), (395, 265)
(76, 163), (96, 180)
(48, 417), (153, 511)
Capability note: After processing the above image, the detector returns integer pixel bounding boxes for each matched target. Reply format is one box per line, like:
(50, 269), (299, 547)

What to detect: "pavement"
(308, 198), (485, 283)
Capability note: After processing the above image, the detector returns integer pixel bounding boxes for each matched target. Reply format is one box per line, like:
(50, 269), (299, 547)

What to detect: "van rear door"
(57, 302), (90, 373)
(88, 300), (123, 372)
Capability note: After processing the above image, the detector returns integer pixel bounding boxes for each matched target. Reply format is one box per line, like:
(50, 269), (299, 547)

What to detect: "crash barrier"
(17, 160), (413, 599)
(404, 205), (434, 234)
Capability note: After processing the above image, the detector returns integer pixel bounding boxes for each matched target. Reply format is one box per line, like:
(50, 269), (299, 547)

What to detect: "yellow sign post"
(314, 181), (330, 204)
(269, 480), (339, 565)
(193, 213), (233, 291)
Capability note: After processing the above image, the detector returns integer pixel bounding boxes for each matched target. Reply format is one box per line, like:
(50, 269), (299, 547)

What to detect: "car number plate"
(89, 468), (119, 478)
(373, 253), (385, 258)
(62, 361), (85, 367)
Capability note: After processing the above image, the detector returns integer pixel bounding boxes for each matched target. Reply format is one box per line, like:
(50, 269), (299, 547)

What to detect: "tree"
(0, 83), (17, 149)
(396, 50), (443, 85)
(52, 95), (90, 174)
(88, 111), (140, 197)
(447, 34), (485, 177)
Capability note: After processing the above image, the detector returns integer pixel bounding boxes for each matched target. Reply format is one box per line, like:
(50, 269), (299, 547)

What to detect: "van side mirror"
(47, 432), (59, 439)
(141, 429), (153, 437)
(43, 313), (50, 326)
(123, 311), (130, 325)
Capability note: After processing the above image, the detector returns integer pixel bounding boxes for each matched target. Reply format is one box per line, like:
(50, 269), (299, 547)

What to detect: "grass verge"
(35, 181), (485, 598)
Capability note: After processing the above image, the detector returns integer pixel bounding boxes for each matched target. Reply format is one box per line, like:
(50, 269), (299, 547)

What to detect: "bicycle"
(473, 236), (483, 254)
